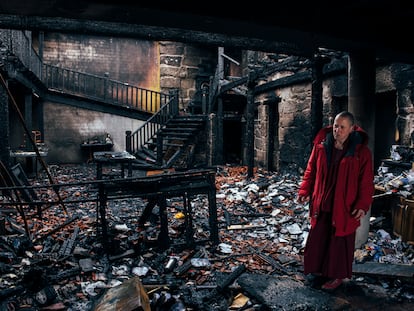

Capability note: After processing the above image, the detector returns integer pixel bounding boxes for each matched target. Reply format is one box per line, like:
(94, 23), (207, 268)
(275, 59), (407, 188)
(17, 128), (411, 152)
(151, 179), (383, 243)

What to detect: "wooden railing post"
(156, 133), (163, 166)
(125, 130), (132, 153)
(103, 72), (109, 100)
(202, 84), (208, 114)
(170, 89), (180, 116)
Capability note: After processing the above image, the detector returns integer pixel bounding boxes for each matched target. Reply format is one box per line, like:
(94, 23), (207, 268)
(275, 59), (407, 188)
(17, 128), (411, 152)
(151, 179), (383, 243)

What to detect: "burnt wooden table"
(80, 142), (113, 163)
(10, 150), (48, 177)
(96, 169), (219, 250)
(93, 151), (136, 179)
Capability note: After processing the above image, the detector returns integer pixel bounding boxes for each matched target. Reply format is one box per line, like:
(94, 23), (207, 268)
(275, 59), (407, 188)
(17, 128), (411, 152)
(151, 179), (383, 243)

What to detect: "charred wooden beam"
(203, 264), (246, 302)
(58, 225), (79, 258)
(0, 285), (25, 300)
(245, 70), (257, 178)
(0, 14), (310, 57)
(34, 215), (79, 242)
(174, 249), (205, 276)
(248, 246), (292, 275)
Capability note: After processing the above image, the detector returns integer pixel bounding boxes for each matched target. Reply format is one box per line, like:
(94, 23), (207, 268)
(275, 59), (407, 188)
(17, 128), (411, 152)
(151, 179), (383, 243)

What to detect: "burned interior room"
(1, 2), (414, 311)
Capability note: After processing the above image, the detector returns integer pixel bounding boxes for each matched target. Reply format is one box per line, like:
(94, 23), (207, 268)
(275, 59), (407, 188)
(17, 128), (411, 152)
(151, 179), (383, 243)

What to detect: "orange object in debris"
(174, 212), (185, 219)
(146, 168), (175, 176)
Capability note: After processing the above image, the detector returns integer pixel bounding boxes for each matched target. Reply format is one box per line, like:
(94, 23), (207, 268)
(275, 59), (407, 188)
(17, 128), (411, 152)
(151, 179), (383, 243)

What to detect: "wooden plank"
(352, 262), (414, 278)
(227, 224), (266, 230)
(93, 276), (150, 311)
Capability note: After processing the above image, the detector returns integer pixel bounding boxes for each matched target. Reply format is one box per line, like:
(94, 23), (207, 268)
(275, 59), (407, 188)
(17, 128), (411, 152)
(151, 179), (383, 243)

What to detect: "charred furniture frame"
(97, 169), (219, 250)
(93, 151), (136, 179)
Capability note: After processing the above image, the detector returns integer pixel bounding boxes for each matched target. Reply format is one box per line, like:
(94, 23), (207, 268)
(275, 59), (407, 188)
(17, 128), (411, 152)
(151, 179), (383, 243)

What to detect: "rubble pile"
(375, 145), (414, 197)
(0, 164), (413, 310)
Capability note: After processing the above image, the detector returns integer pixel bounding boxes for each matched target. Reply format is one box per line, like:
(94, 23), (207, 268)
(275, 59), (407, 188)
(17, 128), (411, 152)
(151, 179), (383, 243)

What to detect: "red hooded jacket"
(298, 125), (374, 236)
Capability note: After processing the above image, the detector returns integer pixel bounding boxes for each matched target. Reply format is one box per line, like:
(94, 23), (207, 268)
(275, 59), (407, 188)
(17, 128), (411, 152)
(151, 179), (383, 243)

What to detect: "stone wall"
(253, 59), (414, 173)
(387, 63), (414, 146)
(159, 41), (216, 110)
(254, 104), (268, 169)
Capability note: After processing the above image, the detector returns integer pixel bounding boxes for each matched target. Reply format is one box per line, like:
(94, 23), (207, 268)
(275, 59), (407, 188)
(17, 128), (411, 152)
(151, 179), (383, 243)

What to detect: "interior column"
(348, 50), (376, 249)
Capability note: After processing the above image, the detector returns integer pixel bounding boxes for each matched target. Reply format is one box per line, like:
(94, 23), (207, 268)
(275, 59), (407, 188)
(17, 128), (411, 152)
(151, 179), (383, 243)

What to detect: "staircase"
(131, 114), (207, 171)
(1, 29), (211, 172)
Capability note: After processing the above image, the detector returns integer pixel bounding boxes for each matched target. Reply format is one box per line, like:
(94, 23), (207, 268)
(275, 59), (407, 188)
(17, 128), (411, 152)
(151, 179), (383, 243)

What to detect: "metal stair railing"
(0, 29), (172, 115)
(1, 29), (181, 162)
(126, 89), (179, 156)
(42, 64), (170, 114)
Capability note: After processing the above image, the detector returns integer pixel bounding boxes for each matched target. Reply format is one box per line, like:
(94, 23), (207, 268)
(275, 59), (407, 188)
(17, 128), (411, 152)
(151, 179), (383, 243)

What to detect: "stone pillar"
(348, 50), (376, 249)
(311, 56), (327, 139)
(245, 71), (257, 178)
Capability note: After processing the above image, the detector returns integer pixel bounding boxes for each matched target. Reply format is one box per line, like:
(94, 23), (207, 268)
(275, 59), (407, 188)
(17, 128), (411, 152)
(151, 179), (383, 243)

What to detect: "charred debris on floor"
(0, 164), (413, 310)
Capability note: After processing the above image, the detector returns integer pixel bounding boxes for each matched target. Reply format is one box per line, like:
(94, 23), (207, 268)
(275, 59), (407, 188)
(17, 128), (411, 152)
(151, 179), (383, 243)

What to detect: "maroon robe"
(303, 144), (355, 279)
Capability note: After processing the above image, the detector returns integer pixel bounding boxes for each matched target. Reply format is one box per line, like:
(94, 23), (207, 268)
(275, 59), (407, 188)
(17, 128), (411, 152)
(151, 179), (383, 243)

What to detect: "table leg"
(98, 184), (109, 248)
(120, 163), (125, 178)
(158, 196), (170, 250)
(127, 161), (132, 177)
(96, 163), (102, 180)
(138, 198), (157, 227)
(208, 174), (219, 245)
(87, 147), (93, 163)
(183, 193), (195, 248)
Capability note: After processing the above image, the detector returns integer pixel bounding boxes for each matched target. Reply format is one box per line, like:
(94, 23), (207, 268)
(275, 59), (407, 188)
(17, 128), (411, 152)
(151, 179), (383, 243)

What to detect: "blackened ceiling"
(0, 1), (413, 63)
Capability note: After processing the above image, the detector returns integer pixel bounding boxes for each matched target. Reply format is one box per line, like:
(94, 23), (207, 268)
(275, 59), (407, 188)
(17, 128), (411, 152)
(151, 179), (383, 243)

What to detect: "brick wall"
(42, 33), (160, 90)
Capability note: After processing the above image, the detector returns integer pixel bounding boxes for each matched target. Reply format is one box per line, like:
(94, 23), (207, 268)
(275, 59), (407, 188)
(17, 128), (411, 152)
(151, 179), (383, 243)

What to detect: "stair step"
(135, 151), (157, 163)
(168, 116), (206, 122)
(164, 142), (185, 147)
(132, 158), (155, 167)
(166, 122), (204, 127)
(161, 126), (200, 131)
(161, 127), (199, 131)
(130, 114), (206, 170)
(160, 136), (191, 141)
(159, 131), (194, 137)
(141, 146), (156, 159)
(131, 161), (162, 170)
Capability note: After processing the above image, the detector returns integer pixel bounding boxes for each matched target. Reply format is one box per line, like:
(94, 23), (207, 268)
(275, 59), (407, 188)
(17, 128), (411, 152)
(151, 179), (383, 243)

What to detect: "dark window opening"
(223, 119), (242, 165)
(375, 91), (397, 171)
(223, 48), (242, 78)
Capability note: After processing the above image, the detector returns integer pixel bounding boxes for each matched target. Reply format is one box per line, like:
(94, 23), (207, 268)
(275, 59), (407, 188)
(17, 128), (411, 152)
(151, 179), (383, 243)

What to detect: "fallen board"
(352, 262), (414, 278)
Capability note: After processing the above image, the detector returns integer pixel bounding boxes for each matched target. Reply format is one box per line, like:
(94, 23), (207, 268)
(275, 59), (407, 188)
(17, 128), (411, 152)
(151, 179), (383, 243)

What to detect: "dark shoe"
(304, 274), (328, 288)
(321, 278), (343, 291)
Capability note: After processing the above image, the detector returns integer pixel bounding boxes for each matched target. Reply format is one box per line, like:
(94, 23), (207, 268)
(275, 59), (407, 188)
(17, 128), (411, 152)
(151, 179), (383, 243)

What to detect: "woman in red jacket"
(297, 111), (374, 291)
